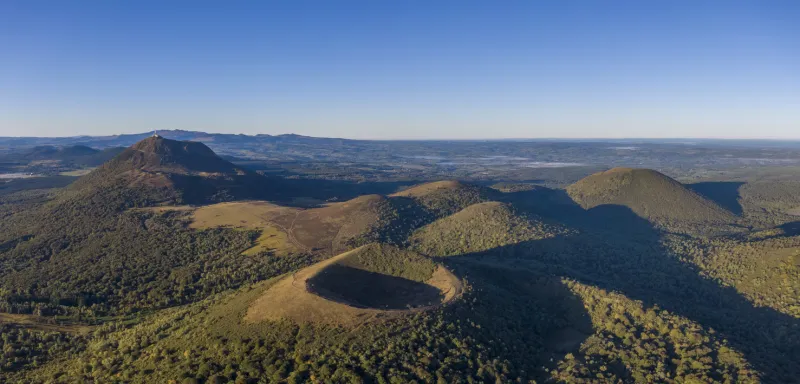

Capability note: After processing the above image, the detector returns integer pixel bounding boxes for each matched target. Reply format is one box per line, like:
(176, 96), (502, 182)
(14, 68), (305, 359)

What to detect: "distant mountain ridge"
(0, 129), (357, 149)
(0, 144), (126, 167)
(7, 130), (800, 148)
(24, 145), (98, 158)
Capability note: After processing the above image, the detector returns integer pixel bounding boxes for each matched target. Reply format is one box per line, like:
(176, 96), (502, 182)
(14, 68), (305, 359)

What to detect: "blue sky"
(1, 1), (798, 139)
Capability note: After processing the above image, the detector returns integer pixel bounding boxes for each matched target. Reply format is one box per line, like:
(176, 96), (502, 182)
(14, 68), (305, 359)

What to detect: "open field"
(59, 169), (94, 177)
(189, 201), (301, 255)
(172, 196), (394, 256)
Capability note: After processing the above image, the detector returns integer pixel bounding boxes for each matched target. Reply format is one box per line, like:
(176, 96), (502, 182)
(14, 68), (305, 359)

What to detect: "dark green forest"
(1, 138), (799, 383)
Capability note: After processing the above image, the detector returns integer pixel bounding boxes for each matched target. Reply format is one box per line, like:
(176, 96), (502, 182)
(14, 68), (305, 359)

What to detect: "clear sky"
(1, 1), (798, 139)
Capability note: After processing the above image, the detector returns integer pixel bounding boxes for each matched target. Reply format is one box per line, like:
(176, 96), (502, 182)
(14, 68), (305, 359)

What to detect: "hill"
(244, 244), (460, 326)
(410, 201), (569, 257)
(391, 180), (497, 217)
(284, 195), (396, 254)
(11, 252), (760, 384)
(184, 183), (504, 257)
(186, 194), (400, 256)
(23, 145), (98, 159)
(1, 145), (125, 167)
(123, 137), (246, 175)
(567, 167), (737, 232)
(1, 154), (798, 383)
(69, 136), (266, 205)
(0, 129), (358, 151)
(0, 137), (294, 323)
(1, 171), (795, 382)
(81, 135), (250, 178)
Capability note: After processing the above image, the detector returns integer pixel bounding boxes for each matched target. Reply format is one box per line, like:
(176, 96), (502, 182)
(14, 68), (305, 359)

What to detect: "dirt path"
(281, 210), (310, 252)
(263, 210), (306, 252)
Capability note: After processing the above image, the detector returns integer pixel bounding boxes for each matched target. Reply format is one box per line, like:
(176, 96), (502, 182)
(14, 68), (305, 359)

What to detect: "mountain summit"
(113, 136), (248, 176)
(70, 136), (263, 204)
(131, 135), (215, 157)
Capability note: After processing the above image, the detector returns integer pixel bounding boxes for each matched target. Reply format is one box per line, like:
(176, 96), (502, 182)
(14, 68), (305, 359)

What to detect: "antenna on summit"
(153, 130), (160, 138)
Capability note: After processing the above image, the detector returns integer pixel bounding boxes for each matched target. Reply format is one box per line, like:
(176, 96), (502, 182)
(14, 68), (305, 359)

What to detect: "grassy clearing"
(0, 313), (93, 335)
(190, 201), (294, 229)
(242, 225), (295, 256)
(188, 201), (301, 256)
(189, 196), (396, 256)
(58, 169), (94, 177)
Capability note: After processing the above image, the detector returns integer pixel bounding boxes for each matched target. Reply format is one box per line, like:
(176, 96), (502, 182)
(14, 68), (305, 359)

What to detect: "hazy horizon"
(8, 128), (800, 143)
(2, 1), (798, 139)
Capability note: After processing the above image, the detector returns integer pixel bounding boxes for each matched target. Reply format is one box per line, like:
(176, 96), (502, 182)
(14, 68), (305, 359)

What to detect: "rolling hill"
(567, 167), (738, 232)
(409, 201), (570, 257)
(390, 180), (498, 217)
(22, 145), (98, 159)
(0, 144), (125, 167)
(187, 194), (400, 256)
(0, 156), (798, 382)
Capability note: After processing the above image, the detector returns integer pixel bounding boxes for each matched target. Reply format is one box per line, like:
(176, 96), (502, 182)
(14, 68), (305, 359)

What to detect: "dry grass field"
(144, 195), (392, 257)
(0, 313), (93, 335)
(390, 180), (465, 197)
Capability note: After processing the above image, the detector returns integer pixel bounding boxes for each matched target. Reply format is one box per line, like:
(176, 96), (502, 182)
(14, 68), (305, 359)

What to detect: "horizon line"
(3, 129), (800, 143)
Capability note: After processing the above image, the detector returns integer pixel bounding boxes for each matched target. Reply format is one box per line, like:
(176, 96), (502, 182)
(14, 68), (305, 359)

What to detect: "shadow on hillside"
(378, 196), (439, 243)
(777, 221), (800, 237)
(500, 186), (652, 234)
(179, 174), (425, 207)
(0, 176), (78, 196)
(687, 181), (745, 215)
(307, 264), (443, 310)
(437, 262), (594, 382)
(444, 191), (799, 382)
(258, 177), (424, 207)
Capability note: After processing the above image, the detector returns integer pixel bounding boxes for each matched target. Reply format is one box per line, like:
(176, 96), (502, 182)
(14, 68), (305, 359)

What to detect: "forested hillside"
(0, 142), (798, 383)
(567, 168), (739, 234)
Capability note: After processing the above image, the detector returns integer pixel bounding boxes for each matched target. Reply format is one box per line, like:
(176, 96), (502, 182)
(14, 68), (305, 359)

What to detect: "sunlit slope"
(391, 180), (498, 217)
(567, 168), (737, 232)
(244, 244), (461, 326)
(409, 201), (570, 257)
(16, 265), (757, 384)
(185, 194), (399, 256)
(0, 137), (292, 319)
